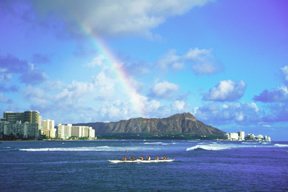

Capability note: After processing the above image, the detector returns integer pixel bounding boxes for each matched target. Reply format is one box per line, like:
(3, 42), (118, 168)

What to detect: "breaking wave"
(20, 146), (112, 152)
(143, 142), (168, 145)
(274, 144), (288, 147)
(19, 145), (166, 152)
(241, 142), (259, 145)
(186, 144), (232, 151)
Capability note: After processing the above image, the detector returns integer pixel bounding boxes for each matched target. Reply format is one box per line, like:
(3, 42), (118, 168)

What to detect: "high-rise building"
(3, 111), (41, 130)
(57, 124), (95, 139)
(42, 119), (56, 138)
(237, 131), (245, 140)
(0, 121), (39, 139)
(57, 124), (72, 139)
(3, 112), (23, 124)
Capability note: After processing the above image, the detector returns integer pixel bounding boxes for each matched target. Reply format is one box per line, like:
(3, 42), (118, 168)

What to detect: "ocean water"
(0, 140), (288, 191)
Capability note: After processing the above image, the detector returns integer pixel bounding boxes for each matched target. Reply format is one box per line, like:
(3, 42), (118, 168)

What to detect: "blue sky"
(1, 0), (288, 140)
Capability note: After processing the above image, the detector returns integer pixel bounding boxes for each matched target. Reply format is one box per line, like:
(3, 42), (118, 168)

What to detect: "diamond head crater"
(74, 112), (226, 140)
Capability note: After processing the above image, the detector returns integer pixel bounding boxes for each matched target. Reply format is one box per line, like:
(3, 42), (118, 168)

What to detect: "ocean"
(0, 140), (287, 191)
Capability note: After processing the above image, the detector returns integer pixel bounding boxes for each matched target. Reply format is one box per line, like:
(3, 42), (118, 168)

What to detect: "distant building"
(57, 124), (95, 139)
(264, 135), (271, 142)
(57, 124), (72, 139)
(226, 131), (271, 142)
(0, 121), (39, 139)
(3, 110), (41, 130)
(42, 119), (56, 138)
(237, 131), (245, 141)
(256, 134), (264, 140)
(245, 133), (255, 140)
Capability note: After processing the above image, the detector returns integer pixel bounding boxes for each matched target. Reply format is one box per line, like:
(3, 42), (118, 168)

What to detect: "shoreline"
(0, 139), (276, 142)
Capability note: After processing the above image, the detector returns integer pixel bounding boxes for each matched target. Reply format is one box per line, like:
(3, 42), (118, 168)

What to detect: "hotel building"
(57, 124), (95, 139)
(42, 119), (56, 138)
(3, 110), (42, 130)
(0, 121), (39, 139)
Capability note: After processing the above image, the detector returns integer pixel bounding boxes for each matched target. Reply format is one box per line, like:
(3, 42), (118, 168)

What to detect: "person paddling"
(130, 156), (135, 161)
(156, 156), (159, 160)
(162, 156), (166, 160)
(139, 156), (144, 160)
(122, 156), (127, 161)
(146, 156), (151, 161)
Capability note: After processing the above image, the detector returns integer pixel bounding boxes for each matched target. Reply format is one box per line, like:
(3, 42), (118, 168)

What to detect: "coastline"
(0, 139), (275, 142)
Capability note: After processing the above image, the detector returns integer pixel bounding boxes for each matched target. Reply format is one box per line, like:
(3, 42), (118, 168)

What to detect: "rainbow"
(79, 25), (146, 118)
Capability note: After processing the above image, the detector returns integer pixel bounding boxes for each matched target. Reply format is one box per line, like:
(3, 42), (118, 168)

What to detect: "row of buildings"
(0, 111), (96, 140)
(226, 131), (271, 141)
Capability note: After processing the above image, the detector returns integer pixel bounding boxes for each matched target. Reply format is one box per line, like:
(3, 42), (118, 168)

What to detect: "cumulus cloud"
(0, 54), (48, 86)
(262, 103), (288, 122)
(157, 49), (180, 69)
(281, 65), (288, 84)
(253, 85), (288, 103)
(55, 81), (94, 105)
(193, 102), (262, 125)
(149, 81), (179, 99)
(0, 54), (29, 74)
(157, 48), (221, 75)
(86, 55), (105, 68)
(203, 80), (246, 102)
(31, 0), (213, 38)
(123, 60), (151, 77)
(171, 100), (186, 111)
(93, 72), (116, 100)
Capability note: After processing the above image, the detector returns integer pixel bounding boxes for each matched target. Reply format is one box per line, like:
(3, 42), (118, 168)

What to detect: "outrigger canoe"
(108, 159), (174, 163)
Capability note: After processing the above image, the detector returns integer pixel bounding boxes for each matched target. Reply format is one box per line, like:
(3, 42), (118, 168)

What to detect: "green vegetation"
(0, 132), (37, 140)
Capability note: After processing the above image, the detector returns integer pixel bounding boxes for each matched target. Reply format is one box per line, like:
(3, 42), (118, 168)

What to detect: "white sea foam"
(186, 144), (232, 151)
(261, 142), (271, 145)
(274, 144), (288, 147)
(20, 146), (111, 152)
(241, 142), (259, 145)
(19, 145), (166, 152)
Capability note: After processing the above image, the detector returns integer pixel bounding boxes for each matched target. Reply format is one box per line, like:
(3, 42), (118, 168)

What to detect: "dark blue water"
(0, 140), (288, 191)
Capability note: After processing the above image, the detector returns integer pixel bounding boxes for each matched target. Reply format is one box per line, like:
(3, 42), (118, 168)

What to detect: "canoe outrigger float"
(108, 159), (174, 163)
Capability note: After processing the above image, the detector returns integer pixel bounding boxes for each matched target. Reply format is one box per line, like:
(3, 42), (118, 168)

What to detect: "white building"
(0, 121), (39, 139)
(230, 133), (239, 140)
(42, 119), (56, 138)
(57, 124), (72, 139)
(237, 131), (245, 141)
(57, 124), (95, 139)
(264, 136), (271, 142)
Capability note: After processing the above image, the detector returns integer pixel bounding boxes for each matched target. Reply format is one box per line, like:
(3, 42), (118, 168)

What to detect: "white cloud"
(203, 80), (246, 101)
(194, 102), (262, 125)
(172, 62), (184, 70)
(149, 81), (179, 99)
(86, 55), (105, 67)
(171, 100), (185, 111)
(263, 125), (271, 127)
(184, 47), (212, 61)
(157, 47), (221, 75)
(157, 49), (180, 69)
(281, 65), (288, 82)
(191, 62), (218, 75)
(55, 81), (94, 105)
(93, 71), (116, 99)
(253, 85), (288, 103)
(32, 0), (213, 37)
